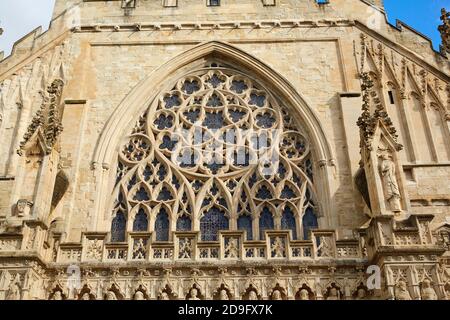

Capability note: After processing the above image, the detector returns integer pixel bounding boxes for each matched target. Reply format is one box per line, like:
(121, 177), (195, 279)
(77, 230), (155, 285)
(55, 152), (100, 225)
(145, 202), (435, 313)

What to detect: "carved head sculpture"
(160, 292), (170, 300)
(219, 289), (229, 300)
(52, 291), (63, 301)
(395, 280), (411, 300)
(272, 290), (282, 300)
(421, 279), (437, 300)
(299, 289), (309, 300)
(105, 291), (117, 300)
(189, 288), (200, 300)
(248, 290), (258, 300)
(134, 291), (145, 300)
(81, 293), (91, 300)
(356, 288), (366, 300)
(327, 287), (340, 300)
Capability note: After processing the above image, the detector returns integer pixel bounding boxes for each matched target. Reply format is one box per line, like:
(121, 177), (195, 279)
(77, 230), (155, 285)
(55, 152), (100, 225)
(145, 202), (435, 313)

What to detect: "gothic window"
(133, 208), (148, 232)
(176, 216), (192, 231)
(302, 207), (318, 240)
(111, 64), (318, 245)
(155, 208), (170, 241)
(200, 207), (229, 241)
(111, 212), (126, 242)
(238, 215), (253, 240)
(281, 206), (297, 240)
(259, 207), (274, 240)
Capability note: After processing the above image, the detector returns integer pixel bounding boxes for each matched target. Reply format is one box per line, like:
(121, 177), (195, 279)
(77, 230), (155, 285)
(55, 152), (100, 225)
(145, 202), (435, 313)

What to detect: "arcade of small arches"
(109, 64), (320, 245)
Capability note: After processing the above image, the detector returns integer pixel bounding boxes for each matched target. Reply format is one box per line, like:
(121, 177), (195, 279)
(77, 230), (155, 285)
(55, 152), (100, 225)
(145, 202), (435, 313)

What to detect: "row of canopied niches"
(122, 0), (330, 9)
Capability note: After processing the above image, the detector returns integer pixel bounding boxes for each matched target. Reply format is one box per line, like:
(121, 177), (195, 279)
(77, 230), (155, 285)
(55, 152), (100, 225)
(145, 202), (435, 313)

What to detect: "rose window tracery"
(111, 65), (319, 243)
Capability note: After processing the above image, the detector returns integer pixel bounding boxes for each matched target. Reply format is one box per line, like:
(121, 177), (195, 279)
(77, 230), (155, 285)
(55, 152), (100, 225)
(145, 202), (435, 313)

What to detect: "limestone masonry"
(0, 0), (449, 300)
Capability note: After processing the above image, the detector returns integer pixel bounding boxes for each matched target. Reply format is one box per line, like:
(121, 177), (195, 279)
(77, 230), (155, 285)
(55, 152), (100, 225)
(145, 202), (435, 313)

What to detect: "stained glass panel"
(155, 208), (170, 241)
(281, 207), (297, 240)
(133, 208), (148, 232)
(111, 212), (126, 242)
(302, 207), (318, 240)
(238, 215), (253, 240)
(200, 207), (229, 241)
(259, 207), (274, 240)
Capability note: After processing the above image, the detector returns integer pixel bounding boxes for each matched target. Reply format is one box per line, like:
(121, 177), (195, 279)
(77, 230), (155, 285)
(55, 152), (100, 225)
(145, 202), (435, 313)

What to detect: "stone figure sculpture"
(379, 151), (401, 212)
(421, 279), (437, 300)
(395, 280), (412, 300)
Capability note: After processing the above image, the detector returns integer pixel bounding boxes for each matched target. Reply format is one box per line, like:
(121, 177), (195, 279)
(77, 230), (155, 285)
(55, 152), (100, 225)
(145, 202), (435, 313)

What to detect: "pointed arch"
(91, 41), (335, 232)
(93, 41), (333, 167)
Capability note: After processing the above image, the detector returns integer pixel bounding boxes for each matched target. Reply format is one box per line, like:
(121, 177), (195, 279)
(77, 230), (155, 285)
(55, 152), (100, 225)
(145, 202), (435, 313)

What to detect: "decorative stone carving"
(394, 280), (412, 300)
(85, 239), (103, 261)
(134, 291), (145, 300)
(248, 290), (258, 300)
(439, 8), (450, 55)
(421, 279), (437, 300)
(187, 287), (201, 300)
(105, 291), (117, 300)
(224, 237), (239, 259)
(18, 79), (64, 156)
(271, 289), (283, 300)
(271, 237), (286, 258)
(6, 274), (22, 300)
(325, 285), (342, 300)
(378, 148), (401, 212)
(15, 199), (33, 217)
(178, 238), (193, 259)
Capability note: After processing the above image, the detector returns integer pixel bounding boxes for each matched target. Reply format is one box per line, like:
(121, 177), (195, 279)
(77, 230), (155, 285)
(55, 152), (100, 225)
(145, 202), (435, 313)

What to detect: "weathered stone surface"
(0, 0), (449, 300)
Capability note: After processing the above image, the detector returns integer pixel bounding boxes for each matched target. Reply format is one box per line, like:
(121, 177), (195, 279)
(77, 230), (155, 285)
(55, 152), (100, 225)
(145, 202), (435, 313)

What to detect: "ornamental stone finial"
(438, 8), (450, 55)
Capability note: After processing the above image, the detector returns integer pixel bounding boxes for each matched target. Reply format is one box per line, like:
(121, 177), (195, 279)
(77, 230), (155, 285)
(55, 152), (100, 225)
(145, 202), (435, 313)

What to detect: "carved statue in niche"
(51, 291), (63, 301)
(219, 289), (229, 300)
(421, 279), (437, 300)
(248, 290), (258, 300)
(15, 199), (33, 217)
(187, 288), (201, 300)
(225, 238), (239, 258)
(298, 289), (309, 300)
(326, 287), (340, 300)
(160, 292), (170, 300)
(6, 274), (22, 300)
(271, 289), (283, 300)
(394, 280), (412, 300)
(81, 293), (91, 300)
(378, 148), (401, 212)
(105, 291), (117, 300)
(356, 288), (367, 300)
(134, 291), (145, 300)
(272, 237), (285, 258)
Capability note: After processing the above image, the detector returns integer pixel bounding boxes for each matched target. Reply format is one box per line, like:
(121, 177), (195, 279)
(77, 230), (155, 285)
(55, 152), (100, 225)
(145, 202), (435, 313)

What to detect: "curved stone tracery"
(111, 66), (319, 242)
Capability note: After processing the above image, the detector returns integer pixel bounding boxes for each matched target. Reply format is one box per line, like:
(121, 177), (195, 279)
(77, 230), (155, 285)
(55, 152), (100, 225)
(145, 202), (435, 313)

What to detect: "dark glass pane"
(111, 212), (126, 242)
(176, 216), (192, 231)
(133, 208), (148, 232)
(259, 207), (274, 240)
(281, 207), (297, 240)
(238, 215), (253, 240)
(302, 207), (318, 240)
(155, 208), (170, 241)
(200, 207), (229, 241)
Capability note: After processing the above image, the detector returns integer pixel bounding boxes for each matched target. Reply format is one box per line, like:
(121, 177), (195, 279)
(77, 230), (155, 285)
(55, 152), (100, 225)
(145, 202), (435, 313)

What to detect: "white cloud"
(0, 0), (55, 56)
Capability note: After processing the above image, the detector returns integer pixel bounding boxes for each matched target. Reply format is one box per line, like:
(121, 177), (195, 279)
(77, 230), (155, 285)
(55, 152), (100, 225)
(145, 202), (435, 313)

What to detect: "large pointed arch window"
(111, 63), (319, 244)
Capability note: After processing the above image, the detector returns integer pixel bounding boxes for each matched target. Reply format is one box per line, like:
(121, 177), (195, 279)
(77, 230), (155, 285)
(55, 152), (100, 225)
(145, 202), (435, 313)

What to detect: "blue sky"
(0, 0), (449, 56)
(384, 0), (449, 51)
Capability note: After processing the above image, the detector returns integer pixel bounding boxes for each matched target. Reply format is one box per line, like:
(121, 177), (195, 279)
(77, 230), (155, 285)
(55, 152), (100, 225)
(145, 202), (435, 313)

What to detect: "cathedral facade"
(0, 0), (449, 300)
